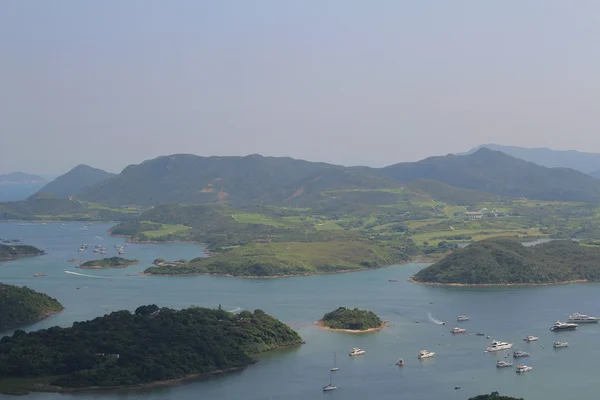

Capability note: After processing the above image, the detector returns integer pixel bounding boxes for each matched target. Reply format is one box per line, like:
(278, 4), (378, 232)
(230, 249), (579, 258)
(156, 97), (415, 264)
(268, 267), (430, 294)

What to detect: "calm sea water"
(0, 222), (598, 400)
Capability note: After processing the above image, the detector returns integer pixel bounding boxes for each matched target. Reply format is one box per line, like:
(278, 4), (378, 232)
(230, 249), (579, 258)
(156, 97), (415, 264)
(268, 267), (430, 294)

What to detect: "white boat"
(568, 312), (600, 323)
(396, 358), (404, 366)
(349, 347), (365, 356)
(417, 350), (435, 359)
(516, 364), (533, 373)
(550, 321), (578, 331)
(330, 353), (339, 371)
(485, 340), (513, 352)
(523, 335), (538, 342)
(118, 249), (125, 254)
(322, 370), (338, 391)
(451, 327), (466, 334)
(496, 360), (513, 368)
(457, 315), (470, 322)
(513, 350), (530, 358)
(553, 341), (569, 348)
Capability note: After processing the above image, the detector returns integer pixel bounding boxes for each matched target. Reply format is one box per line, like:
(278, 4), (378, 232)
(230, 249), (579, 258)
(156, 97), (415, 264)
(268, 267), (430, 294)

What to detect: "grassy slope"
(144, 241), (409, 277)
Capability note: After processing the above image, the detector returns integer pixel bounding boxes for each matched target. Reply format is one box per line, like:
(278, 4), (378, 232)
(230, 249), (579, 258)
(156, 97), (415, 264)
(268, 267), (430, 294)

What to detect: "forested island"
(412, 237), (600, 285)
(143, 242), (409, 277)
(317, 307), (386, 333)
(0, 283), (63, 330)
(469, 393), (524, 400)
(78, 257), (139, 269)
(0, 305), (302, 393)
(0, 244), (44, 262)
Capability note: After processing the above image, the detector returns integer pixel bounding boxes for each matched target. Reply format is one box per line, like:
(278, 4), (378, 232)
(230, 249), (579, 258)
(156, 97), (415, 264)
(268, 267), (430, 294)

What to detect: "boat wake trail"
(64, 270), (110, 279)
(221, 305), (242, 313)
(427, 312), (445, 325)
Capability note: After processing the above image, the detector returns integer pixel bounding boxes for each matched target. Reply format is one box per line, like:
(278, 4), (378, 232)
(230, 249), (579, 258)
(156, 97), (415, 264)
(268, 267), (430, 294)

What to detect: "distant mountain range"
(37, 165), (116, 198)
(68, 148), (600, 205)
(0, 172), (45, 183)
(465, 144), (600, 175)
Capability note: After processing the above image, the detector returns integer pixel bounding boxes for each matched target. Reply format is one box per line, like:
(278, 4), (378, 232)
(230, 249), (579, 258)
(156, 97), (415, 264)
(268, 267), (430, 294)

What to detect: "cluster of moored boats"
(77, 243), (125, 255)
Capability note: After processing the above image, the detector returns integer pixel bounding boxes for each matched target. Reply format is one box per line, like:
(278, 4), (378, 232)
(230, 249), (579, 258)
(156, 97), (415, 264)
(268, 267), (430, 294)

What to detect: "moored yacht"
(523, 335), (538, 342)
(457, 315), (470, 322)
(568, 312), (599, 323)
(349, 347), (365, 356)
(550, 321), (578, 331)
(485, 340), (513, 352)
(322, 371), (338, 391)
(451, 327), (467, 334)
(513, 350), (530, 358)
(496, 360), (513, 368)
(553, 341), (569, 348)
(516, 364), (533, 373)
(417, 350), (435, 359)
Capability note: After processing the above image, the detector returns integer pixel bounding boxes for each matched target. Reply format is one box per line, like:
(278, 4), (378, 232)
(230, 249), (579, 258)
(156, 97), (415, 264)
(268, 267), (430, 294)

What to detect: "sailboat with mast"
(322, 370), (338, 391)
(330, 352), (339, 371)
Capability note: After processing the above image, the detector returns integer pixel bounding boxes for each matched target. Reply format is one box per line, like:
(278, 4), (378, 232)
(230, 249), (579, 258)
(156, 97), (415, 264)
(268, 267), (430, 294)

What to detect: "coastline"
(407, 277), (592, 287)
(78, 261), (140, 270)
(314, 320), (390, 333)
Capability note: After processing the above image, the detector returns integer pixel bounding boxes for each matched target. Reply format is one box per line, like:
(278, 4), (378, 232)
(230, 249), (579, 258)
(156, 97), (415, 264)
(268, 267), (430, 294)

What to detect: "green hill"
(79, 257), (139, 269)
(0, 283), (63, 329)
(79, 154), (398, 206)
(381, 148), (600, 203)
(144, 241), (408, 277)
(412, 237), (600, 285)
(37, 165), (115, 198)
(0, 244), (44, 261)
(319, 307), (383, 331)
(0, 306), (302, 392)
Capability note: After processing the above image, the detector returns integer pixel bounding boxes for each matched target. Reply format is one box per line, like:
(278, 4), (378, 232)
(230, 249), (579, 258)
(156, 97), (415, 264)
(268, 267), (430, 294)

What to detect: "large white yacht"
(523, 335), (538, 342)
(568, 312), (600, 323)
(349, 347), (365, 356)
(485, 340), (513, 352)
(417, 350), (435, 359)
(550, 321), (578, 331)
(457, 315), (470, 322)
(451, 327), (467, 334)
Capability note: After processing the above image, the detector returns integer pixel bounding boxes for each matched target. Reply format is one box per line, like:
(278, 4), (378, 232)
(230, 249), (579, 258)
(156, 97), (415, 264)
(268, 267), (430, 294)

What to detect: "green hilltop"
(79, 257), (139, 269)
(413, 237), (600, 285)
(0, 283), (63, 330)
(319, 307), (383, 331)
(36, 164), (115, 198)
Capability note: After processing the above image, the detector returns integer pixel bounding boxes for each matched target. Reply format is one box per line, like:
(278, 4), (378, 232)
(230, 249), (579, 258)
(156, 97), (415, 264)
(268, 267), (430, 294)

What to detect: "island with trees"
(78, 257), (139, 269)
(316, 307), (387, 333)
(412, 237), (600, 285)
(0, 283), (63, 330)
(0, 305), (303, 393)
(469, 392), (524, 400)
(0, 244), (45, 262)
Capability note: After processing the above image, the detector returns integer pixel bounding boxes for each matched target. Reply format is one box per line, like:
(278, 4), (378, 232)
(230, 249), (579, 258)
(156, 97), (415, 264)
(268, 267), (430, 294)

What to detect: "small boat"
(457, 315), (470, 322)
(118, 249), (125, 254)
(349, 347), (365, 356)
(330, 353), (339, 371)
(454, 386), (460, 390)
(550, 321), (578, 331)
(513, 350), (530, 358)
(516, 364), (533, 373)
(93, 249), (99, 253)
(485, 340), (513, 352)
(523, 335), (538, 342)
(451, 327), (467, 334)
(553, 341), (569, 348)
(78, 248), (85, 252)
(476, 332), (485, 336)
(418, 350), (435, 359)
(414, 320), (420, 323)
(568, 312), (600, 323)
(322, 371), (338, 391)
(388, 279), (398, 282)
(100, 251), (106, 254)
(496, 360), (513, 368)
(396, 358), (404, 366)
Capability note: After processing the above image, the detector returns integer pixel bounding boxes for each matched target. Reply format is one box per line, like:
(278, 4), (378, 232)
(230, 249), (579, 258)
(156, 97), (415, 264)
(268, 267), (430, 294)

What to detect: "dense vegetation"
(413, 237), (600, 284)
(144, 241), (409, 277)
(0, 284), (63, 330)
(0, 306), (302, 390)
(0, 244), (44, 261)
(37, 164), (115, 198)
(320, 307), (383, 331)
(469, 392), (524, 400)
(79, 257), (139, 269)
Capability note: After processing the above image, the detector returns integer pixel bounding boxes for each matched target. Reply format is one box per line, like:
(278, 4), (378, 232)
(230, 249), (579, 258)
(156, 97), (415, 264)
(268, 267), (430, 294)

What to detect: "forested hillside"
(0, 284), (63, 329)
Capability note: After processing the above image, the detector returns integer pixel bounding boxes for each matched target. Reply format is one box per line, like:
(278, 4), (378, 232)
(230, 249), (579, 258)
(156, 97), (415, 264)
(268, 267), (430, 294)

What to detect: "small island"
(0, 244), (45, 262)
(78, 257), (139, 269)
(143, 241), (408, 278)
(316, 307), (387, 333)
(0, 283), (63, 329)
(412, 237), (600, 286)
(0, 306), (302, 393)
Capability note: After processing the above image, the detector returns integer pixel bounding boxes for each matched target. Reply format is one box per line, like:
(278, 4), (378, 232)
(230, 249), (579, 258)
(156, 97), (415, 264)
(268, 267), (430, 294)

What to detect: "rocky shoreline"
(408, 277), (591, 287)
(314, 320), (390, 333)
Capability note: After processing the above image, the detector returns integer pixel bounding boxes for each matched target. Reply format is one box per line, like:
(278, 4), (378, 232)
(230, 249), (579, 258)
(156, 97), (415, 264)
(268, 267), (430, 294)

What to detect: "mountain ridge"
(37, 165), (116, 198)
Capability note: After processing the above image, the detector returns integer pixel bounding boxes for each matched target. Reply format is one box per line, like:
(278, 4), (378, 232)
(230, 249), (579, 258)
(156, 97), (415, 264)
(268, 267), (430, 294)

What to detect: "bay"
(0, 222), (598, 400)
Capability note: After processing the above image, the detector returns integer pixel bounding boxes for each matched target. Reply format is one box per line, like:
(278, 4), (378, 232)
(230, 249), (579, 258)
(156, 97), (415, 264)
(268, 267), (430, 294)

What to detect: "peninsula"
(78, 257), (139, 269)
(412, 237), (600, 285)
(0, 306), (302, 393)
(143, 241), (409, 278)
(0, 244), (44, 262)
(317, 307), (386, 333)
(0, 283), (63, 329)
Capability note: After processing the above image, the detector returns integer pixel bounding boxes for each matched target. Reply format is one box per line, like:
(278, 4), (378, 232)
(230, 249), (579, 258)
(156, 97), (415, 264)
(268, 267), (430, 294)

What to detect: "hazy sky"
(2, 1), (600, 174)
